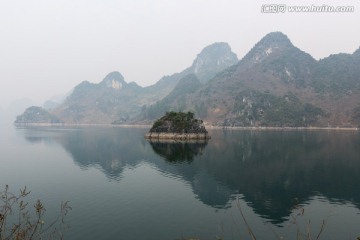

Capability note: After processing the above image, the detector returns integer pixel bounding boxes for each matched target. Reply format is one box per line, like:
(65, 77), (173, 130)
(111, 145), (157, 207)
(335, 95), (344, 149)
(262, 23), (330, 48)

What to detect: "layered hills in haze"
(141, 32), (360, 127)
(15, 32), (360, 127)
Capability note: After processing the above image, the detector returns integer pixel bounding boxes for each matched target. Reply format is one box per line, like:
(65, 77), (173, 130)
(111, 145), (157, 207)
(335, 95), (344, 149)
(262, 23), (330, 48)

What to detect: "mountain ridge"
(138, 32), (360, 127)
(27, 42), (238, 124)
(15, 32), (360, 127)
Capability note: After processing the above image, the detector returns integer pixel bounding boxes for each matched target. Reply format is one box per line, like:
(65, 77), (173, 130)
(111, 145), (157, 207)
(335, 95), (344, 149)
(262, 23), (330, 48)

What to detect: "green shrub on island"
(149, 111), (208, 134)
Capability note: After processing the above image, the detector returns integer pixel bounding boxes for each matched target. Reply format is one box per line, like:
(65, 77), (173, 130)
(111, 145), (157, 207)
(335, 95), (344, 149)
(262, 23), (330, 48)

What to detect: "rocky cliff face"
(241, 32), (295, 66)
(102, 73), (123, 89)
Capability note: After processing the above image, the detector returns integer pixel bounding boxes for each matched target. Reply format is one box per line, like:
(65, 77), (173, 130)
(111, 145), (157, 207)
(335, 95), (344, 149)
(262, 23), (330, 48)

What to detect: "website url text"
(261, 4), (355, 13)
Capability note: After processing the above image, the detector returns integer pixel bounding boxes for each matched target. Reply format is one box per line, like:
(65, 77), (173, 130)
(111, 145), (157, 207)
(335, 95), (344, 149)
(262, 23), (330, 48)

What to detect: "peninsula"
(145, 111), (210, 140)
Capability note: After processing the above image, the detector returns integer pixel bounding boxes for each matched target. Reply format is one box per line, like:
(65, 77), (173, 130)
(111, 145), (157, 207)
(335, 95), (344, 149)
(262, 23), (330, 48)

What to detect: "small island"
(145, 111), (210, 140)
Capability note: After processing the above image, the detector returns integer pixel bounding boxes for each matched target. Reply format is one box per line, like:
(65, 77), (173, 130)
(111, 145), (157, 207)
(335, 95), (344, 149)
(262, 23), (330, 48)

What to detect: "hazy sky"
(1, 0), (359, 108)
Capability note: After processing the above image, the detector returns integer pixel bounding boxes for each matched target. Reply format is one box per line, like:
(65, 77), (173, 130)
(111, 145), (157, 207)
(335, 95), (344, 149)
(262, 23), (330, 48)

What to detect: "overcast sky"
(1, 0), (359, 108)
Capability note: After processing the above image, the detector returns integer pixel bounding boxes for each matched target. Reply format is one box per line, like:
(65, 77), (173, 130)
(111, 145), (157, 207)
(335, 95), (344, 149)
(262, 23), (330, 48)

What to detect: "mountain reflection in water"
(20, 127), (360, 224)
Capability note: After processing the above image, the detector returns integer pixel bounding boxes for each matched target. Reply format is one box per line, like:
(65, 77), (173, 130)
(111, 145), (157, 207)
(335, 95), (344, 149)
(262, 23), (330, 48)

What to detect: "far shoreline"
(206, 125), (360, 131)
(13, 123), (359, 131)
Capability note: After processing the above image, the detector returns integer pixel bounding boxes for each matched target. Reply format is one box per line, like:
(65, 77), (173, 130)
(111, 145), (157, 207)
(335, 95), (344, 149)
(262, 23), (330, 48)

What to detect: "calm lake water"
(1, 124), (360, 240)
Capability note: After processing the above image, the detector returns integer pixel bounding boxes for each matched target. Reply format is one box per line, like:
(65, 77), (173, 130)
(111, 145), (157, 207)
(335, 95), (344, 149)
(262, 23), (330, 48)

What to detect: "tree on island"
(149, 111), (208, 134)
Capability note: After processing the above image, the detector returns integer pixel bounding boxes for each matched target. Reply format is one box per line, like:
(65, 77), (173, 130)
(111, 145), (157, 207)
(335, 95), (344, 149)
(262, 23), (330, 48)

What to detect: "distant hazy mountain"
(43, 91), (72, 111)
(142, 42), (238, 97)
(7, 98), (36, 122)
(189, 42), (238, 83)
(143, 32), (360, 127)
(52, 71), (144, 124)
(15, 32), (360, 127)
(14, 106), (61, 124)
(141, 74), (202, 120)
(16, 43), (238, 124)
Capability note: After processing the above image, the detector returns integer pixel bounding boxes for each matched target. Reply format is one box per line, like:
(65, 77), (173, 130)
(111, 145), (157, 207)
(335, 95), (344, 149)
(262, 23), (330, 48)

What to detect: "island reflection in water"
(148, 139), (208, 163)
(20, 127), (360, 227)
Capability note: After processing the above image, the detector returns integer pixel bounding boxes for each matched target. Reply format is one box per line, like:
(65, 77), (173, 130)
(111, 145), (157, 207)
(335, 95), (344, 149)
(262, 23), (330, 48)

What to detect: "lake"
(1, 124), (360, 240)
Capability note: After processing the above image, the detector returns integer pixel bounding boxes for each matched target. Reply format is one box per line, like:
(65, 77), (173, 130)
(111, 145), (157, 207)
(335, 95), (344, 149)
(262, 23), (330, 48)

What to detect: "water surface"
(1, 125), (359, 239)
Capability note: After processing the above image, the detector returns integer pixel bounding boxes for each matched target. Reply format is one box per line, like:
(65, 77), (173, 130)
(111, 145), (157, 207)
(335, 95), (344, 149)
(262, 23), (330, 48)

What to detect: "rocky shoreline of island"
(145, 132), (210, 140)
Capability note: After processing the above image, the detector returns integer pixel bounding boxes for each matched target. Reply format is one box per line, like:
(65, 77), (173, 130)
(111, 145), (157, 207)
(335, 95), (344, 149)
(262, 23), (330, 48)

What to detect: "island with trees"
(145, 111), (210, 140)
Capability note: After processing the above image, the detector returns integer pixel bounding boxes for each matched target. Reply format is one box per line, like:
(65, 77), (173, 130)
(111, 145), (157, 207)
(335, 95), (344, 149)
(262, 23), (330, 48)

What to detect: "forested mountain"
(15, 32), (360, 127)
(139, 32), (360, 127)
(17, 42), (237, 124)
